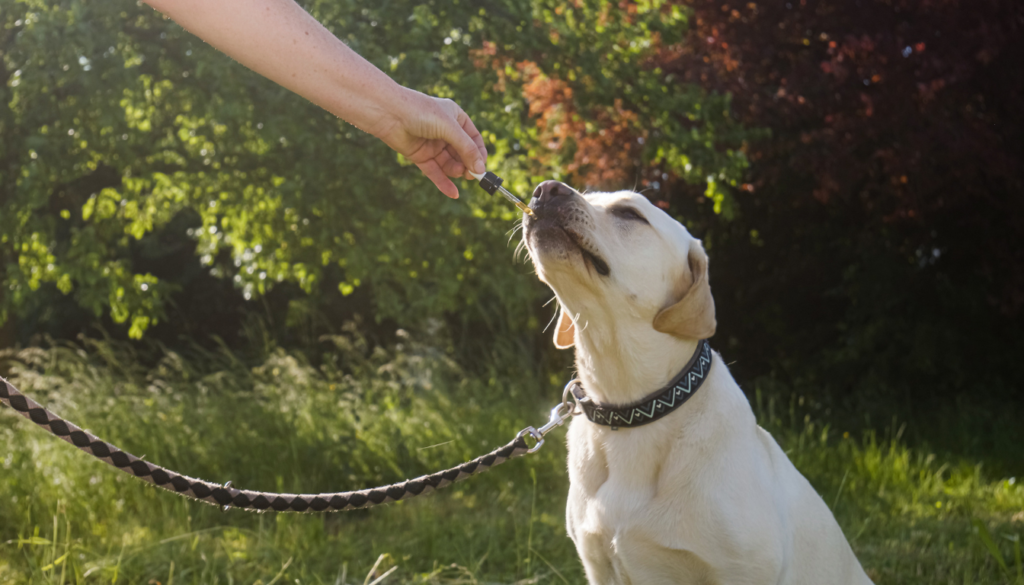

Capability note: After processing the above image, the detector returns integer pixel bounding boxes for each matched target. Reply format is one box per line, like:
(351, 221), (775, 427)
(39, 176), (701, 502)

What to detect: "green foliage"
(520, 0), (750, 182)
(0, 0), (751, 339)
(2, 338), (1023, 583)
(973, 519), (1024, 585)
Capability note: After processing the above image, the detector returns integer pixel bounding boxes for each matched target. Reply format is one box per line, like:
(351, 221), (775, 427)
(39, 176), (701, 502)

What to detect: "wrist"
(317, 51), (408, 137)
(365, 85), (419, 139)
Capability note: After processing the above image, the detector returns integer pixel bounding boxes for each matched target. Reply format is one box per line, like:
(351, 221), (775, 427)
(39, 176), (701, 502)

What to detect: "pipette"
(470, 171), (537, 218)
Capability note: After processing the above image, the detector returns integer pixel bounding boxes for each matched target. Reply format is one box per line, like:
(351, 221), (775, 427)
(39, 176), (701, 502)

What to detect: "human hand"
(141, 0), (486, 199)
(374, 89), (488, 199)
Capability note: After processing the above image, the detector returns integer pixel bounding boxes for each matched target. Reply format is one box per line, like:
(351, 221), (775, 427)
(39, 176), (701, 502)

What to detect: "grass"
(1, 332), (1022, 584)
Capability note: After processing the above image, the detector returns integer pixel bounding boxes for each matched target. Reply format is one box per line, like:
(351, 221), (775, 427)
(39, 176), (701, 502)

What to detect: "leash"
(0, 172), (559, 514)
(0, 376), (578, 513)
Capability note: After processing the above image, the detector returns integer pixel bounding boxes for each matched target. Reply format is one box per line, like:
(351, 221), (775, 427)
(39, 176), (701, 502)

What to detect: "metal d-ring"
(562, 378), (582, 416)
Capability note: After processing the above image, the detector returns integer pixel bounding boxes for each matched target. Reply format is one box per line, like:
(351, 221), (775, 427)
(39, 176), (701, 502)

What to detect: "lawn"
(1, 335), (1022, 584)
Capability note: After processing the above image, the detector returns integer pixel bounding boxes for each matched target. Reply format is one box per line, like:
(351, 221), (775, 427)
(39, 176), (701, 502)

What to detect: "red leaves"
(518, 65), (643, 187)
(859, 92), (873, 117)
(662, 0), (1024, 312)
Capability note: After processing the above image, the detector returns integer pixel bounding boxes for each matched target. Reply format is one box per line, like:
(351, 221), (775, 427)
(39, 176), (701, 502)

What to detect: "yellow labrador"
(522, 181), (872, 584)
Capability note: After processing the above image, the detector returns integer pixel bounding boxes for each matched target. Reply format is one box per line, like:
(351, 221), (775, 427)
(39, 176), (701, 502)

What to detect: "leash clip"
(516, 379), (580, 454)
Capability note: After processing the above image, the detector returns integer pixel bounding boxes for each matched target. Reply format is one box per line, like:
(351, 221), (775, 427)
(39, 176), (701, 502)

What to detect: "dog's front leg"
(567, 487), (622, 584)
(614, 531), (722, 585)
(577, 535), (623, 584)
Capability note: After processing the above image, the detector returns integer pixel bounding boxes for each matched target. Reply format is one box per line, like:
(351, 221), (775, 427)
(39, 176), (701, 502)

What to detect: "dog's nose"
(532, 180), (573, 207)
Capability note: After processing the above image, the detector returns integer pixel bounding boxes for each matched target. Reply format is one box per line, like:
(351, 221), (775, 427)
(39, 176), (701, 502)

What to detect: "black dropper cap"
(477, 171), (504, 195)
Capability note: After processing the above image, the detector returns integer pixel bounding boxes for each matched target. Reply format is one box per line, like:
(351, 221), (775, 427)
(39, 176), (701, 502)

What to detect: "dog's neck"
(574, 320), (700, 406)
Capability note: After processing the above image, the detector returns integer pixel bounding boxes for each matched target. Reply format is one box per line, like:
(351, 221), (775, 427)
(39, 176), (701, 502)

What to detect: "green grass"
(1, 334), (1022, 584)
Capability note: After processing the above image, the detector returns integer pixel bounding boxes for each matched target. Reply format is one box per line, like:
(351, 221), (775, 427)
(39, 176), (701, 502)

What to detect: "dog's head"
(523, 180), (715, 349)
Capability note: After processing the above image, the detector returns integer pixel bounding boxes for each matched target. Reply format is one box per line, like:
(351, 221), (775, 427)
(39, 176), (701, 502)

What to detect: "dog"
(522, 181), (873, 584)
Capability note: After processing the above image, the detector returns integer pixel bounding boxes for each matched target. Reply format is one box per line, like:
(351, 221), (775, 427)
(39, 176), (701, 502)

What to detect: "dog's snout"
(532, 180), (573, 206)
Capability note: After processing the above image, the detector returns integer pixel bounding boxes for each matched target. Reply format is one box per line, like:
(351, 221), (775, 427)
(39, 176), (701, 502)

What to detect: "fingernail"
(473, 160), (486, 174)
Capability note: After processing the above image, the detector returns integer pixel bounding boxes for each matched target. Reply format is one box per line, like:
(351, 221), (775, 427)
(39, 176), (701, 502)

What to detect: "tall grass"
(1, 333), (1022, 583)
(752, 390), (1024, 583)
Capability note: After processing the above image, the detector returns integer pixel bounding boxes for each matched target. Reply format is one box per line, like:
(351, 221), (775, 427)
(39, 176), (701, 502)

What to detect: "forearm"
(143, 0), (405, 136)
(145, 0), (488, 198)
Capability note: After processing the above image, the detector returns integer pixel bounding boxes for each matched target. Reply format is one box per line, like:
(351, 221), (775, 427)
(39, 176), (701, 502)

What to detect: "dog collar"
(571, 340), (713, 430)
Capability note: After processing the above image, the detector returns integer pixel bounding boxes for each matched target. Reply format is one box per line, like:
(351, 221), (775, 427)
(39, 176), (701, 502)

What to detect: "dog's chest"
(567, 421), (679, 533)
(566, 422), (722, 583)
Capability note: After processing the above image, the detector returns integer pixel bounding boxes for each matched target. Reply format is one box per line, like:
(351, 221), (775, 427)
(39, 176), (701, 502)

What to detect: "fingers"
(442, 144), (468, 177)
(386, 91), (489, 198)
(405, 139), (464, 176)
(417, 159), (459, 199)
(458, 114), (487, 180)
(441, 156), (466, 178)
(459, 111), (488, 164)
(431, 143), (465, 177)
(440, 101), (486, 176)
(456, 110), (487, 180)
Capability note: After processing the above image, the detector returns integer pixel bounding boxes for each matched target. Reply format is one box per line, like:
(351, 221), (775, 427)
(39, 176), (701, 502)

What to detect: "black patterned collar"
(570, 340), (713, 430)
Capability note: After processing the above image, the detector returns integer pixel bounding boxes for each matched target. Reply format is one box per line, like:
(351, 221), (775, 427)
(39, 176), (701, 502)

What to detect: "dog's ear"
(653, 242), (716, 340)
(553, 309), (575, 349)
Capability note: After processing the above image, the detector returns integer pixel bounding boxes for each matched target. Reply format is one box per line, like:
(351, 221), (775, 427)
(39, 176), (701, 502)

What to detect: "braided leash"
(0, 377), (577, 513)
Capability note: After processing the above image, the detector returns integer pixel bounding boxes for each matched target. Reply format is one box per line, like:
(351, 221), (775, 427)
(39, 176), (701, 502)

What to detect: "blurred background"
(1, 0), (1022, 583)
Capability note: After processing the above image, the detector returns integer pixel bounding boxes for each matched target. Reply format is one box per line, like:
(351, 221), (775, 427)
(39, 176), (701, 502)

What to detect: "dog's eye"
(612, 207), (649, 224)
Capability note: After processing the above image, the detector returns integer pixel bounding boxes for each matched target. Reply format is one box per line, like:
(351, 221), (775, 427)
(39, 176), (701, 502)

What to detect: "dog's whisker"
(542, 305), (561, 334)
(506, 218), (524, 234)
(542, 295), (558, 308)
(508, 229), (522, 247)
(513, 240), (529, 263)
(568, 311), (583, 331)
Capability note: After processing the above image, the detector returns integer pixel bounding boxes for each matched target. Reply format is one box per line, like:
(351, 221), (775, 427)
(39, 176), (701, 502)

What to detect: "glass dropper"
(470, 171), (537, 218)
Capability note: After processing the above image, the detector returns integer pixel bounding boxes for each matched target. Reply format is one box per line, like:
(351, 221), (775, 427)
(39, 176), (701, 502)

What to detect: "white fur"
(524, 187), (873, 584)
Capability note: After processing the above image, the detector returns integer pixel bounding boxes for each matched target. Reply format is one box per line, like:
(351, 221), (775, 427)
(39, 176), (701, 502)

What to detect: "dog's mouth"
(566, 229), (611, 277)
(527, 215), (611, 277)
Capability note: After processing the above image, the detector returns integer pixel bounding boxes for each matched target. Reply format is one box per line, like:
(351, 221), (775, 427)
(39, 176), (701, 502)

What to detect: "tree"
(667, 0), (1024, 312)
(471, 1), (752, 210)
(0, 0), (750, 342)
